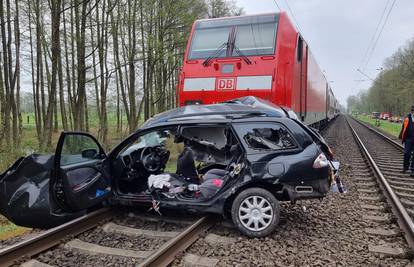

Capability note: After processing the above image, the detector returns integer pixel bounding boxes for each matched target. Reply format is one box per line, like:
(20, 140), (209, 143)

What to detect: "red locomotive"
(177, 12), (339, 127)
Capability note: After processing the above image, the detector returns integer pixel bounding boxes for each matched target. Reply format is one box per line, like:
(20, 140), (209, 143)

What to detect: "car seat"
(203, 144), (241, 181)
(176, 146), (199, 183)
(199, 145), (242, 198)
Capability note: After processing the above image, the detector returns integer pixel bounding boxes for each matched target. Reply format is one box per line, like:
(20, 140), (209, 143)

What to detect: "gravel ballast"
(16, 116), (414, 266)
(175, 116), (413, 266)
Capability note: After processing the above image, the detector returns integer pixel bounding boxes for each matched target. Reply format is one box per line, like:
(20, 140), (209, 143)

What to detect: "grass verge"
(354, 115), (402, 138)
(0, 216), (30, 241)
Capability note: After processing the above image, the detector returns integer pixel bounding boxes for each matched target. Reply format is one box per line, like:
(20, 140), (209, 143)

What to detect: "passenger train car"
(177, 12), (339, 127)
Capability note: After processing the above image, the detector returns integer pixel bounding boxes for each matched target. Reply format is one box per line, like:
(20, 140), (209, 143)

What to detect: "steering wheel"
(140, 146), (162, 173)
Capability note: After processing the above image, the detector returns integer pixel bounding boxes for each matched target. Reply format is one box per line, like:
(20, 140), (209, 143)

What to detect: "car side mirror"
(82, 148), (98, 159)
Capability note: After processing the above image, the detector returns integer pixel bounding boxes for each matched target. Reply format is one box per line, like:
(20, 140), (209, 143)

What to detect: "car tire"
(231, 187), (280, 238)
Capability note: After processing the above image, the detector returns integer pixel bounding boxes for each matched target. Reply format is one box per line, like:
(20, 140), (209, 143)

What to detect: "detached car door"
(0, 132), (112, 229)
(52, 132), (112, 212)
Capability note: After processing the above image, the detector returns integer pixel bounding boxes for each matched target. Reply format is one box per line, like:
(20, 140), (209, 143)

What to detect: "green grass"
(354, 114), (402, 137)
(0, 215), (30, 241)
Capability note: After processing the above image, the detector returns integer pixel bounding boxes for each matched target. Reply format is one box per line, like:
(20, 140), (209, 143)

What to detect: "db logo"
(216, 78), (236, 90)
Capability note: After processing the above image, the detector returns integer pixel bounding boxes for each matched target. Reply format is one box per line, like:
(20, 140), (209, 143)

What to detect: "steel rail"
(138, 215), (216, 267)
(352, 116), (404, 150)
(0, 208), (113, 267)
(346, 116), (414, 251)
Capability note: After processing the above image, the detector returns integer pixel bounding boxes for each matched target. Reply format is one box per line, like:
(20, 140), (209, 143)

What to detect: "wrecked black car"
(0, 97), (338, 237)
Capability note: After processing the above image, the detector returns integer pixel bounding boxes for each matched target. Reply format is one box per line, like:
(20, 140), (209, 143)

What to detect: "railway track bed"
(2, 210), (222, 267)
(2, 115), (414, 266)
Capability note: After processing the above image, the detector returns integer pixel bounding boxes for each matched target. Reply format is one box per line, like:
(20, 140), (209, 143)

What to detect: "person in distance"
(399, 104), (414, 176)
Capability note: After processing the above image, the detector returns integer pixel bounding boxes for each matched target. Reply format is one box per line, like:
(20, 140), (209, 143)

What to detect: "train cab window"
(189, 27), (230, 59)
(232, 22), (278, 56)
(234, 123), (297, 152)
(188, 14), (279, 60)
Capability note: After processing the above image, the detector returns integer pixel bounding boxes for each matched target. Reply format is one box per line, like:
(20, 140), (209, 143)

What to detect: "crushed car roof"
(142, 96), (288, 128)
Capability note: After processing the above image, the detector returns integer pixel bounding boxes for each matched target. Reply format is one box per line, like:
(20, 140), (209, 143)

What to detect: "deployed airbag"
(147, 173), (186, 192)
(148, 174), (172, 189)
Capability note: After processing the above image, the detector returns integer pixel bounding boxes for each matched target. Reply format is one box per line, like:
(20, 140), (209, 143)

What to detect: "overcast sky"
(236, 0), (414, 105)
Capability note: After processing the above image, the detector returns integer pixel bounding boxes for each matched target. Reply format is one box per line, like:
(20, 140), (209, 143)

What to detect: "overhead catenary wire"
(282, 0), (304, 37)
(353, 0), (397, 92)
(363, 0), (397, 68)
(272, 0), (305, 39)
(272, 0), (281, 11)
(358, 0), (391, 71)
(272, 0), (332, 85)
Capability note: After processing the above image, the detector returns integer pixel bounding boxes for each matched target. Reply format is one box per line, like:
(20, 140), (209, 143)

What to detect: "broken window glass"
(181, 126), (228, 149)
(235, 123), (296, 151)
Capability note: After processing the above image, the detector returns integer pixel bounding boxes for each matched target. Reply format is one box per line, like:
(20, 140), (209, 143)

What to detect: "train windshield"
(188, 14), (279, 60)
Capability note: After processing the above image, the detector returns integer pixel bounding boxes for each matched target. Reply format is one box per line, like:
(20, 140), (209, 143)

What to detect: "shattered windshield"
(121, 130), (169, 155)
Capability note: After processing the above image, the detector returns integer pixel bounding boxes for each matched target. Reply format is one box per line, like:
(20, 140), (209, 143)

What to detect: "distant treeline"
(347, 38), (414, 116)
(0, 0), (243, 150)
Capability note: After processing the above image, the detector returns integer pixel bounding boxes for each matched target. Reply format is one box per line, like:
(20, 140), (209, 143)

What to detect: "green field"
(354, 114), (402, 138)
(0, 112), (131, 172)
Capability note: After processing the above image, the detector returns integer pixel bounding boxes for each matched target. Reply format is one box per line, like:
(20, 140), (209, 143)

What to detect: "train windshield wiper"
(202, 43), (252, 66)
(233, 45), (252, 65)
(202, 27), (252, 66)
(202, 42), (228, 67)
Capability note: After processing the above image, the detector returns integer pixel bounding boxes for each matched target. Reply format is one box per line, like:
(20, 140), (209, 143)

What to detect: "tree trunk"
(0, 0), (11, 145)
(74, 0), (89, 131)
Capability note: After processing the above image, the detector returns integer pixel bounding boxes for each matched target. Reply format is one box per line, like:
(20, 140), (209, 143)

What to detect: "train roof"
(195, 12), (280, 23)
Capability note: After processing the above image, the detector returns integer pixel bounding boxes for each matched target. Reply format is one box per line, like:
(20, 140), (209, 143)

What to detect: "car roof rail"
(166, 110), (270, 122)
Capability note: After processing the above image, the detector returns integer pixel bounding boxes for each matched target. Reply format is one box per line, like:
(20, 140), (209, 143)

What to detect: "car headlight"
(313, 153), (329, 169)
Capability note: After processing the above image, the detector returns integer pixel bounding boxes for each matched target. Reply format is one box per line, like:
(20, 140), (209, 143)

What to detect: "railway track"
(0, 208), (114, 267)
(2, 116), (414, 266)
(347, 116), (414, 255)
(0, 209), (217, 267)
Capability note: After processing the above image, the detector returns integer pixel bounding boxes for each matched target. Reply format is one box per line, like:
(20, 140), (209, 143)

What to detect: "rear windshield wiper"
(202, 42), (228, 67)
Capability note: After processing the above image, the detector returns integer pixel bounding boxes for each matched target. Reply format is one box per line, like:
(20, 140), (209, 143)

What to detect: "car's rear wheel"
(231, 187), (280, 238)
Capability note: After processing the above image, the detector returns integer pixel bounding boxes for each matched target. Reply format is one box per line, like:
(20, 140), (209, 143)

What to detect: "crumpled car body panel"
(0, 154), (81, 228)
(0, 97), (336, 230)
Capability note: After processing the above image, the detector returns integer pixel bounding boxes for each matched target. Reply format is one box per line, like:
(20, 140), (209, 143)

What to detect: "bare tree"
(0, 0), (241, 154)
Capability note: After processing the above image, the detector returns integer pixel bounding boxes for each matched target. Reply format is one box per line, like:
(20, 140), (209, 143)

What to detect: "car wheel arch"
(222, 181), (283, 218)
